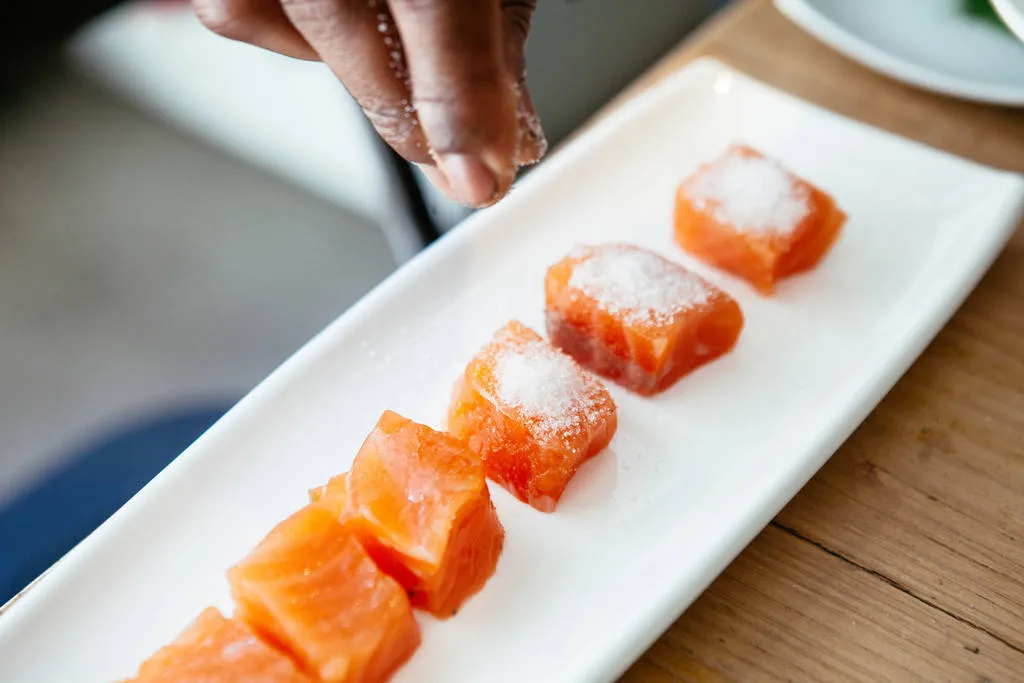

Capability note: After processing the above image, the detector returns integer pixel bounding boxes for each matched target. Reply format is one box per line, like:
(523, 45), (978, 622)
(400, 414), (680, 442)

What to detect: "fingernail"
(437, 154), (498, 208)
(418, 164), (458, 201)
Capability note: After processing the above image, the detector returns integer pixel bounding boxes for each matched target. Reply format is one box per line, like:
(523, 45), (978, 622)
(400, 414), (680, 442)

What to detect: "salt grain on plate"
(491, 336), (599, 444)
(568, 245), (711, 325)
(685, 150), (809, 235)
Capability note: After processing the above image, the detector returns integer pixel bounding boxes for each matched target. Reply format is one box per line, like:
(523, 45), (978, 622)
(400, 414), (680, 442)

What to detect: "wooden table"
(611, 1), (1024, 681)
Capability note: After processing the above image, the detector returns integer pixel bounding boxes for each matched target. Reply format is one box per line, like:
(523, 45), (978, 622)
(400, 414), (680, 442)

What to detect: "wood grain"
(611, 0), (1024, 680)
(622, 526), (1023, 682)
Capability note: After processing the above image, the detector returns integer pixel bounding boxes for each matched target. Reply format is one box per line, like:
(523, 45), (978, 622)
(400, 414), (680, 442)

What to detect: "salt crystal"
(568, 245), (711, 326)
(685, 149), (809, 235)
(491, 335), (599, 444)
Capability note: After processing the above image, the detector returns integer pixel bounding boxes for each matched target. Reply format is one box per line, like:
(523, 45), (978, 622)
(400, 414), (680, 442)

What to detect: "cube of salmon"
(447, 321), (617, 512)
(309, 473), (348, 517)
(311, 411), (504, 618)
(228, 505), (420, 683)
(131, 607), (311, 683)
(545, 244), (744, 395)
(674, 145), (846, 293)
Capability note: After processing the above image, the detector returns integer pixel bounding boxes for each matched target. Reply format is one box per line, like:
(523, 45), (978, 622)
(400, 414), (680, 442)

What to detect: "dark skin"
(191, 0), (548, 208)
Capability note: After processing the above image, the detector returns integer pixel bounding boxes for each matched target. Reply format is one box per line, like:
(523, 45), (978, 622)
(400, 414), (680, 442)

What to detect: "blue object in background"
(0, 403), (231, 604)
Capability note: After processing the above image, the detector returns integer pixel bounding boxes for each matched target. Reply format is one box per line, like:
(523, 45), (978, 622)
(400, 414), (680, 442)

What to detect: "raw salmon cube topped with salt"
(310, 410), (504, 618)
(545, 243), (743, 395)
(674, 145), (846, 293)
(129, 607), (312, 683)
(227, 504), (420, 683)
(447, 321), (617, 512)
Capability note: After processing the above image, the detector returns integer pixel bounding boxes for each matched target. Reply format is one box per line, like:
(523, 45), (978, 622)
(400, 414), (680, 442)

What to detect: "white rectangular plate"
(1, 58), (1022, 683)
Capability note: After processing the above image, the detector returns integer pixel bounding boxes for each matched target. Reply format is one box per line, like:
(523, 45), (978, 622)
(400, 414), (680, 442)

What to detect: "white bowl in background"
(776, 0), (1024, 106)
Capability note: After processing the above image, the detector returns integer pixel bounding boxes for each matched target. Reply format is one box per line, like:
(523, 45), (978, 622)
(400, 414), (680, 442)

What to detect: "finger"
(500, 0), (547, 167)
(280, 0), (432, 165)
(389, 0), (519, 207)
(512, 85), (546, 167)
(193, 0), (319, 60)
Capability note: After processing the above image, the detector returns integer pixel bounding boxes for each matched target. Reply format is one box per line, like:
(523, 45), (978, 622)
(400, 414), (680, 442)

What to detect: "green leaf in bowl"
(963, 0), (1011, 32)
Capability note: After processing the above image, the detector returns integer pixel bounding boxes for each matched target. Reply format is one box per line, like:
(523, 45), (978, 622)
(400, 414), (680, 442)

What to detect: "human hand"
(192, 0), (548, 207)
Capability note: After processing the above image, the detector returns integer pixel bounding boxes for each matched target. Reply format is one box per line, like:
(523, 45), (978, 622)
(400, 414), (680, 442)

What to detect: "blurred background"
(0, 0), (721, 600)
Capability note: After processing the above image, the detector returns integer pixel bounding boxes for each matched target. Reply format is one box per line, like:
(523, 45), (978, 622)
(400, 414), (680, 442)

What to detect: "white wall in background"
(68, 5), (392, 221)
(0, 69), (396, 503)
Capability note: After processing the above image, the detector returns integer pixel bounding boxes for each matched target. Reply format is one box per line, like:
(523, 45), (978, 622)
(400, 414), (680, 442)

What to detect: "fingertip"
(482, 148), (518, 200)
(435, 154), (499, 208)
(389, 0), (521, 204)
(513, 86), (548, 167)
(418, 164), (458, 202)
